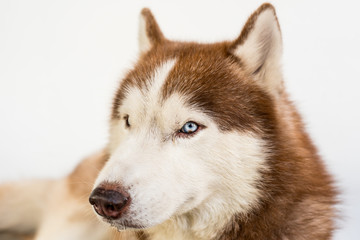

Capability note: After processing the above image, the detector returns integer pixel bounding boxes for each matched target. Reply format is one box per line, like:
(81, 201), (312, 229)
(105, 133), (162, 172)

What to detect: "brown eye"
(124, 115), (130, 128)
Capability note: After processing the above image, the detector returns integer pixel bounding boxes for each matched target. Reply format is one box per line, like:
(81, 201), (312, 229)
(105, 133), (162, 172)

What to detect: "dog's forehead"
(112, 42), (274, 133)
(119, 58), (187, 126)
(112, 43), (225, 115)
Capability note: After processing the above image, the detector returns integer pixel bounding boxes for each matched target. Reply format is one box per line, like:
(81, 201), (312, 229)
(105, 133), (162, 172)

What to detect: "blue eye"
(180, 121), (199, 134)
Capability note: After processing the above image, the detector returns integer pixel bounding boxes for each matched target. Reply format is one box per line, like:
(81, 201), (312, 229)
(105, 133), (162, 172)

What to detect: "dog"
(0, 3), (337, 240)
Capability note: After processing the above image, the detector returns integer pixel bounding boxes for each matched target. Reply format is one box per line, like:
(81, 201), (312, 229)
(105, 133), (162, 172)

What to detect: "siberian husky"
(0, 3), (337, 240)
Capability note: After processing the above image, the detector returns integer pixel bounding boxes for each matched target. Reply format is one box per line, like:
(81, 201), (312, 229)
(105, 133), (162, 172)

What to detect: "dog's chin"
(104, 217), (150, 231)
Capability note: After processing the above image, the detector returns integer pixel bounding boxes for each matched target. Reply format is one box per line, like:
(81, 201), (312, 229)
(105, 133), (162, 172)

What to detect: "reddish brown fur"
(113, 42), (276, 136)
(141, 8), (165, 46)
(216, 94), (337, 240)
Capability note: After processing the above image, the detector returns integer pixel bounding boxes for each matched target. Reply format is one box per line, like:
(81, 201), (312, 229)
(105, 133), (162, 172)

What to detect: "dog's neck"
(142, 191), (264, 240)
(145, 210), (234, 240)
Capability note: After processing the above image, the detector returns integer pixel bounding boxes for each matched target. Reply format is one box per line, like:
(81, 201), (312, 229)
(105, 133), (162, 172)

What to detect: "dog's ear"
(138, 8), (166, 54)
(230, 3), (283, 95)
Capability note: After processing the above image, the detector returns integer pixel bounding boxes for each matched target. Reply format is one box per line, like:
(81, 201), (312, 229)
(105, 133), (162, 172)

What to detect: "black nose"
(89, 187), (130, 219)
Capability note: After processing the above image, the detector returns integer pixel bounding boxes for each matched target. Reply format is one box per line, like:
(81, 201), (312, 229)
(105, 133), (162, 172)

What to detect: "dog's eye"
(124, 115), (130, 128)
(180, 121), (198, 134)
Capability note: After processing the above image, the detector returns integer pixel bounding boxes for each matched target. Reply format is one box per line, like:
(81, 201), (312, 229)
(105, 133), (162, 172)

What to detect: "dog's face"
(91, 4), (283, 230)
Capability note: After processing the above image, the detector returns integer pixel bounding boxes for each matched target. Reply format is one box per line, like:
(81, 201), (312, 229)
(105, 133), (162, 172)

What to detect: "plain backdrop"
(0, 0), (359, 239)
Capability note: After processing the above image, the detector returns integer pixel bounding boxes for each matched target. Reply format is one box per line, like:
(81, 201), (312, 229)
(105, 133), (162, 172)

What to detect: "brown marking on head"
(112, 4), (282, 135)
(113, 39), (278, 137)
(112, 42), (278, 137)
(161, 42), (277, 135)
(111, 47), (172, 119)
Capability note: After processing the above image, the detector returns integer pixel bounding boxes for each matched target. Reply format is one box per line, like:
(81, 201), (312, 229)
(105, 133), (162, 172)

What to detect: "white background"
(0, 0), (359, 239)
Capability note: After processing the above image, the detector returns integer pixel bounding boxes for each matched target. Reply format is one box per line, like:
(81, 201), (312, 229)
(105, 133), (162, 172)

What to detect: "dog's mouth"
(104, 217), (147, 231)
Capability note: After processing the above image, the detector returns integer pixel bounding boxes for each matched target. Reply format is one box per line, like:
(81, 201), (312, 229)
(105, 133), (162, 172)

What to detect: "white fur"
(95, 58), (268, 239)
(146, 130), (268, 240)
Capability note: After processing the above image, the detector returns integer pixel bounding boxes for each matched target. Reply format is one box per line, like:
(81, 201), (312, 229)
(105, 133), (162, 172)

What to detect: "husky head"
(90, 3), (283, 234)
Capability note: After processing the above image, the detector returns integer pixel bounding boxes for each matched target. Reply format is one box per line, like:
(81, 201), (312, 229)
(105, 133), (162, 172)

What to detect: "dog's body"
(0, 4), (337, 240)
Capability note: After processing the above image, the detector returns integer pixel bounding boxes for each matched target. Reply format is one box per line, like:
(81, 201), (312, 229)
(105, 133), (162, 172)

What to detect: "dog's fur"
(0, 4), (337, 240)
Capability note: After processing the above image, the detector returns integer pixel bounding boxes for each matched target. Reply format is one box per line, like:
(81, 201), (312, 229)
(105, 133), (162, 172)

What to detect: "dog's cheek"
(198, 131), (268, 214)
(142, 149), (212, 216)
(164, 152), (215, 214)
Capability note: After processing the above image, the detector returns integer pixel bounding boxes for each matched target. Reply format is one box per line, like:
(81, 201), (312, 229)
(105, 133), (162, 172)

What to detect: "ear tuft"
(230, 3), (283, 95)
(138, 8), (165, 54)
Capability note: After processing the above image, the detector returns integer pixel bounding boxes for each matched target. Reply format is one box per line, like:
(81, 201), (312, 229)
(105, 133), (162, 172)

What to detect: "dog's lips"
(106, 218), (146, 230)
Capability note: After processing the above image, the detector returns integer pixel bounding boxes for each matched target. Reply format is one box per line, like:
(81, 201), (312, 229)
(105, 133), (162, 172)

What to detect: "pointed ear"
(138, 8), (166, 54)
(230, 4), (283, 95)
